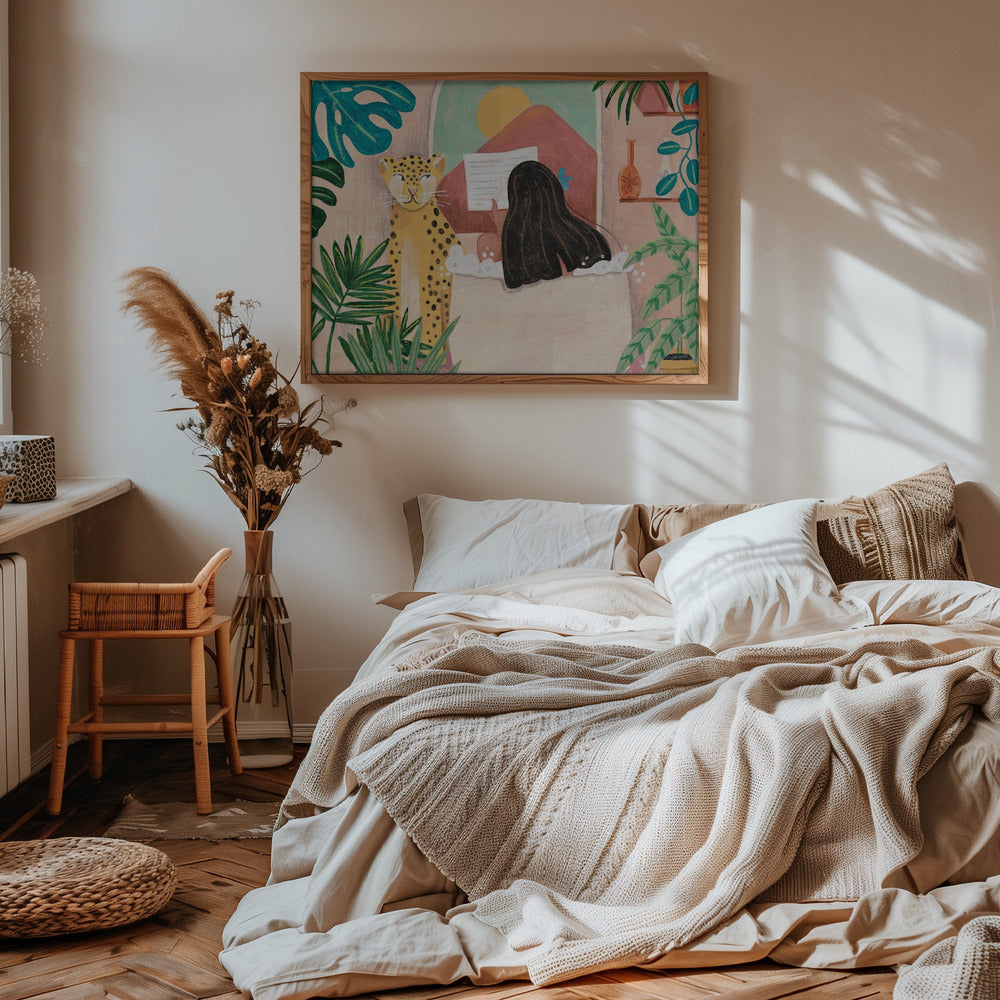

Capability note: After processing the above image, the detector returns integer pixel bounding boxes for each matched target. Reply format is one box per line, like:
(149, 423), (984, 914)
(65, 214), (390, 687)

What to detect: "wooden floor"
(0, 837), (268, 1000)
(0, 741), (897, 999)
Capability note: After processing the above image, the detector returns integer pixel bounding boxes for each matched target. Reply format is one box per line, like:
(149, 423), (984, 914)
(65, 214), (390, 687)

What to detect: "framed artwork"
(301, 72), (707, 384)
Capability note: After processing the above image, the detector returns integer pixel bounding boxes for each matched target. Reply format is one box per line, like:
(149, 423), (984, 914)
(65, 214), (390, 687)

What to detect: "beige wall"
(8, 0), (1000, 733)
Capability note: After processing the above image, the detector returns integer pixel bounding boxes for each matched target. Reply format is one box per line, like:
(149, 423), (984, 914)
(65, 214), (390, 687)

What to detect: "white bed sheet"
(221, 569), (1000, 1000)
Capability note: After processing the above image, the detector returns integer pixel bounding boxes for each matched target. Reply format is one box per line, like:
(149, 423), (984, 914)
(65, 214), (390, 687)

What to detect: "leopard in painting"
(378, 153), (458, 348)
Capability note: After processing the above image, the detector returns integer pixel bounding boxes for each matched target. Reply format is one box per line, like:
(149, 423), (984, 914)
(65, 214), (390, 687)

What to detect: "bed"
(220, 463), (1000, 1000)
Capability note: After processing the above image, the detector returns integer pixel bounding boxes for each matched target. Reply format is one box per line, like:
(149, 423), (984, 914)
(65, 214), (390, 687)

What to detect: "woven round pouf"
(0, 837), (178, 938)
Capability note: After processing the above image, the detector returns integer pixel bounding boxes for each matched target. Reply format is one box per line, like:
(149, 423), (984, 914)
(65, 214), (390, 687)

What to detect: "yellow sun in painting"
(476, 86), (532, 139)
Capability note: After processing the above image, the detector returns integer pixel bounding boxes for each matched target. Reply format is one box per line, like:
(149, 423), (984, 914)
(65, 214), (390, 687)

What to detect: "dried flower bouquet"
(122, 266), (353, 531)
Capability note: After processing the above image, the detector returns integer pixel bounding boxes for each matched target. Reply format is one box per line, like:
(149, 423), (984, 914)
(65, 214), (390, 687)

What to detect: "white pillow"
(652, 497), (872, 649)
(411, 495), (634, 591)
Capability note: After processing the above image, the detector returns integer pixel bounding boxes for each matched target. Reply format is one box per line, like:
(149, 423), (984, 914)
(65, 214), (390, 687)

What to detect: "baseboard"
(30, 738), (56, 776)
(208, 722), (315, 744)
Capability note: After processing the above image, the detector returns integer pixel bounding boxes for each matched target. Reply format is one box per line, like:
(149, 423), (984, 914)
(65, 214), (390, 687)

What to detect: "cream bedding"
(221, 570), (1000, 1000)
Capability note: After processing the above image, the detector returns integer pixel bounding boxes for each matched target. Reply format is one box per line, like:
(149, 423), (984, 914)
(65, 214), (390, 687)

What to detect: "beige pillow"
(816, 463), (967, 584)
(638, 503), (759, 578)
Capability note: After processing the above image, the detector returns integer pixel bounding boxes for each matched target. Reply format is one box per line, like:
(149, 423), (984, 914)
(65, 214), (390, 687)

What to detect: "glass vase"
(231, 529), (294, 768)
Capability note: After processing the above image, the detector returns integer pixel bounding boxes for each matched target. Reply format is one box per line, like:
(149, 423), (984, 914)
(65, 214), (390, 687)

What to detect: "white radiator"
(0, 553), (28, 797)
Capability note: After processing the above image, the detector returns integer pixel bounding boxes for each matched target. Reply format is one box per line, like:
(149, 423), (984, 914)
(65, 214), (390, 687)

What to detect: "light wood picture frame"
(301, 72), (708, 384)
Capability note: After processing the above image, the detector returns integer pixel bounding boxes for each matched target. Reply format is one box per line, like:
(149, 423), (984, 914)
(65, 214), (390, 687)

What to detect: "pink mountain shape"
(437, 105), (599, 236)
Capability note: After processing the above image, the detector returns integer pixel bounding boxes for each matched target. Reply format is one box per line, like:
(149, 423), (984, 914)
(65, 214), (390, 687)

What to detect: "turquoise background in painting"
(431, 79), (599, 172)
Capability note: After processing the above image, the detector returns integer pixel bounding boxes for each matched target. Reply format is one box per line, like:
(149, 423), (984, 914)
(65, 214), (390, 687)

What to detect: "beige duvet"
(221, 570), (1000, 1000)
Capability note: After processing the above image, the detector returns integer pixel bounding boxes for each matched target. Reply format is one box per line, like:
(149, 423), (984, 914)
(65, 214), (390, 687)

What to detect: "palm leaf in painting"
(336, 312), (459, 375)
(593, 79), (675, 123)
(310, 235), (394, 373)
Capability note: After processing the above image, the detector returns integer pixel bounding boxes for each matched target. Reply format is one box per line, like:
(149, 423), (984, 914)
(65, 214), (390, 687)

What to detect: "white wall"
(8, 0), (1000, 731)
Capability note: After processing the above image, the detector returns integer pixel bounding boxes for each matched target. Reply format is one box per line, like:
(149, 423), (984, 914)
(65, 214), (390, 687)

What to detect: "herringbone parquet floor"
(0, 837), (266, 1000)
(0, 742), (897, 1000)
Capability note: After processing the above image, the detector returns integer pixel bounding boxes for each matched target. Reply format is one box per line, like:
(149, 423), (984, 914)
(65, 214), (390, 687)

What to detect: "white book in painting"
(463, 146), (538, 211)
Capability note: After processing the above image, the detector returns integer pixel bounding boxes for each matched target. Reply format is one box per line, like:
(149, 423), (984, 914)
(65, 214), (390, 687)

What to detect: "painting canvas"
(301, 73), (707, 383)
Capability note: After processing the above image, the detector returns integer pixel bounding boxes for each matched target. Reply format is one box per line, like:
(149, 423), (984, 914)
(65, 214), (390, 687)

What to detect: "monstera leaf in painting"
(311, 157), (345, 238)
(311, 80), (416, 168)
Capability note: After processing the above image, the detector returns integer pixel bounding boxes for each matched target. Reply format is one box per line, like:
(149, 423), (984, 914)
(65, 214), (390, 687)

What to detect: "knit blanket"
(280, 635), (1000, 985)
(895, 916), (1000, 999)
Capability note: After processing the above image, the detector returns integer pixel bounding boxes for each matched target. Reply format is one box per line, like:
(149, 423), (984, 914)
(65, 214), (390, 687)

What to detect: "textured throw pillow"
(637, 502), (759, 578)
(816, 464), (967, 584)
(404, 495), (639, 591)
(653, 498), (872, 650)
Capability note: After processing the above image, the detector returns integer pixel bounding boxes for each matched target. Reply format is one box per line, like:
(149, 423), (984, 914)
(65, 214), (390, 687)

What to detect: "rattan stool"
(47, 549), (243, 816)
(0, 837), (177, 938)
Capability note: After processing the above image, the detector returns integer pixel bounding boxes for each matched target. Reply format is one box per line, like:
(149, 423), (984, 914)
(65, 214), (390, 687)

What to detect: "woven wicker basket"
(67, 548), (231, 631)
(0, 837), (178, 938)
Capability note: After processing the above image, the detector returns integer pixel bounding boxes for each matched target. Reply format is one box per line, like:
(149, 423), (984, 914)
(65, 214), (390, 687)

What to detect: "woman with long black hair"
(501, 160), (612, 289)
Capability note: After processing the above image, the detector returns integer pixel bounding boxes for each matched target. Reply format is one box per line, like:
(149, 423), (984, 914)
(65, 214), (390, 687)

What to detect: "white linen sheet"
(221, 570), (1000, 1000)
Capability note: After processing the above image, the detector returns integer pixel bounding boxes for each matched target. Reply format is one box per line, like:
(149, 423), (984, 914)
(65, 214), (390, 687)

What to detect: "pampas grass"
(121, 267), (223, 414)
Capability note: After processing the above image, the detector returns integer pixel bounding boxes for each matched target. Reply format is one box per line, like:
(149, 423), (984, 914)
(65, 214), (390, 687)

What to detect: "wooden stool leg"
(47, 637), (77, 815)
(87, 638), (104, 780)
(189, 635), (212, 815)
(214, 620), (242, 776)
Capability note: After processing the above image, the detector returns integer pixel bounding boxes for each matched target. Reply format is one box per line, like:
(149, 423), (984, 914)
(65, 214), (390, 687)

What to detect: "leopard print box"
(0, 435), (56, 502)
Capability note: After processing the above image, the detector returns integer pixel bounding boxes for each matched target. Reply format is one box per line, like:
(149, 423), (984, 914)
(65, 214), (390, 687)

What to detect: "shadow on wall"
(627, 85), (996, 505)
(749, 98), (993, 495)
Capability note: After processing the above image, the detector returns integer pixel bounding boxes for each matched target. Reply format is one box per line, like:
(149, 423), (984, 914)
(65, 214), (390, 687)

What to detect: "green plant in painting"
(617, 204), (699, 373)
(309, 79), (417, 370)
(591, 78), (703, 370)
(310, 158), (345, 238)
(310, 81), (416, 244)
(311, 80), (417, 169)
(655, 80), (700, 216)
(338, 310), (460, 375)
(593, 79), (675, 124)
(311, 235), (395, 373)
